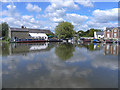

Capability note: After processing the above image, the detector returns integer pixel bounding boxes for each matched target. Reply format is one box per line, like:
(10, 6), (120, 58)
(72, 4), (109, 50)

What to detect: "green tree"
(55, 21), (75, 39)
(77, 30), (84, 37)
(88, 28), (94, 37)
(0, 22), (9, 39)
(77, 28), (102, 37)
(55, 43), (75, 60)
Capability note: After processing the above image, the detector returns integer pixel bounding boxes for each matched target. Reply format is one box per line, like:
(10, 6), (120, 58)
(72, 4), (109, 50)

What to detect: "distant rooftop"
(96, 32), (104, 35)
(105, 27), (120, 31)
(10, 27), (54, 34)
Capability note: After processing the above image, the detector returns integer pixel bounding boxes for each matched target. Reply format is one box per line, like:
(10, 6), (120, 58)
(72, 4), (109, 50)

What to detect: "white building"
(94, 32), (104, 39)
(29, 33), (48, 40)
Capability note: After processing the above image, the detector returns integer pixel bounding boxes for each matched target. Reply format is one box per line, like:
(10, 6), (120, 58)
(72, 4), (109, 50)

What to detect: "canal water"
(1, 42), (119, 88)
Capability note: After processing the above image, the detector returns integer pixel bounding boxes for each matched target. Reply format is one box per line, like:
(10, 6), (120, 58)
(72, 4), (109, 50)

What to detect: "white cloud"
(92, 8), (118, 23)
(65, 13), (88, 30)
(1, 4), (20, 18)
(86, 20), (118, 29)
(45, 0), (79, 13)
(1, 3), (118, 31)
(7, 4), (16, 10)
(66, 13), (88, 24)
(78, 8), (118, 31)
(22, 15), (33, 21)
(44, 8), (66, 18)
(51, 17), (64, 23)
(76, 0), (94, 7)
(63, 0), (79, 10)
(0, 4), (50, 30)
(26, 3), (41, 13)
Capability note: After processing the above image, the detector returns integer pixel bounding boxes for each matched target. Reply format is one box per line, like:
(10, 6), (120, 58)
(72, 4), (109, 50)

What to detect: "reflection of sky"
(2, 43), (118, 88)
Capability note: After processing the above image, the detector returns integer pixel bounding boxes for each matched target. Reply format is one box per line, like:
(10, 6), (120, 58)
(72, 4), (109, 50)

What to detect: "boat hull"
(11, 40), (47, 43)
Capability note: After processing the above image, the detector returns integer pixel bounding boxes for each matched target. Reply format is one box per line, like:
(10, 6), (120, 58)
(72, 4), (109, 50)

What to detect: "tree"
(77, 28), (102, 37)
(55, 21), (75, 39)
(55, 43), (75, 60)
(88, 28), (94, 37)
(0, 22), (9, 39)
(77, 30), (85, 37)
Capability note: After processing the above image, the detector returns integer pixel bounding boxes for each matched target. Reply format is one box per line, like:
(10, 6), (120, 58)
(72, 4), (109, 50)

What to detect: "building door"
(107, 34), (110, 38)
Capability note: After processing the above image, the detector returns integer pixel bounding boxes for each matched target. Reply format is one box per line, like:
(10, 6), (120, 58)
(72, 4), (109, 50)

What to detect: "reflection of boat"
(83, 39), (91, 42)
(103, 40), (113, 44)
(11, 39), (46, 43)
(48, 39), (62, 42)
(92, 39), (101, 43)
(80, 38), (91, 42)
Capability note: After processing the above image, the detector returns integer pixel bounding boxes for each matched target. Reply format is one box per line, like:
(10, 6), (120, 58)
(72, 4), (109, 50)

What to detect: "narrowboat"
(92, 39), (101, 43)
(10, 39), (47, 43)
(80, 38), (91, 42)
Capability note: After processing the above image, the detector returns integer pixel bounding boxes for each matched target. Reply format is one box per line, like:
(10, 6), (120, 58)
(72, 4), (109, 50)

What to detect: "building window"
(114, 29), (117, 32)
(107, 30), (110, 32)
(113, 46), (116, 50)
(107, 44), (109, 50)
(114, 33), (117, 38)
(107, 34), (110, 38)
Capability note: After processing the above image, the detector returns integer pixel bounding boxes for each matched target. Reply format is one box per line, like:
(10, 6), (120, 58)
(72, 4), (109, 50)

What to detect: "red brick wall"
(112, 28), (119, 38)
(104, 28), (119, 39)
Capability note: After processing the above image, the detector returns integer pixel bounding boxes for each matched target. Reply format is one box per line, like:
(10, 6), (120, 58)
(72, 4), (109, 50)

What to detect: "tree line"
(0, 22), (9, 40)
(55, 21), (102, 39)
(0, 21), (102, 40)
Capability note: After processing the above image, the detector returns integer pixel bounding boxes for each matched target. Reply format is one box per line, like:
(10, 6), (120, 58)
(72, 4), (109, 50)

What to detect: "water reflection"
(104, 44), (119, 56)
(2, 42), (118, 88)
(55, 43), (75, 60)
(2, 42), (56, 56)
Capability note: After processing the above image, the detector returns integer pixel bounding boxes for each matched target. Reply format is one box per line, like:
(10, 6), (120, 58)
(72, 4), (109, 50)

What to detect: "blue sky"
(0, 1), (118, 32)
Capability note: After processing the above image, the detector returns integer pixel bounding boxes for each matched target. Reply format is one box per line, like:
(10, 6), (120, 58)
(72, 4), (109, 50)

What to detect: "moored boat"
(10, 39), (47, 43)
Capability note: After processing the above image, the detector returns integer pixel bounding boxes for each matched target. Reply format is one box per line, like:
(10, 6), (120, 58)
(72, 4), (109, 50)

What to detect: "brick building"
(104, 27), (120, 40)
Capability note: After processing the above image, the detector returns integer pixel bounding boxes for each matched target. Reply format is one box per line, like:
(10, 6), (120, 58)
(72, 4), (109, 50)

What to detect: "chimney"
(21, 26), (24, 28)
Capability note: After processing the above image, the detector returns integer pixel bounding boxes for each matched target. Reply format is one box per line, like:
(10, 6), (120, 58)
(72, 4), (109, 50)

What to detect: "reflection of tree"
(77, 43), (94, 51)
(55, 43), (75, 60)
(87, 43), (94, 51)
(2, 43), (10, 56)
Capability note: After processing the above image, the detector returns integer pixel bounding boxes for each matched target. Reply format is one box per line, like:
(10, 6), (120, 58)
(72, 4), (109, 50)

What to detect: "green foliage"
(78, 43), (94, 51)
(77, 28), (102, 37)
(55, 43), (75, 60)
(55, 21), (75, 39)
(0, 22), (9, 39)
(46, 33), (54, 36)
(2, 43), (10, 56)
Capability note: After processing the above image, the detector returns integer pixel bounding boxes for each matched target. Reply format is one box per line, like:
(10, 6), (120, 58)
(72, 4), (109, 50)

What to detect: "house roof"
(105, 27), (120, 31)
(96, 32), (104, 35)
(10, 28), (29, 32)
(10, 27), (54, 34)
